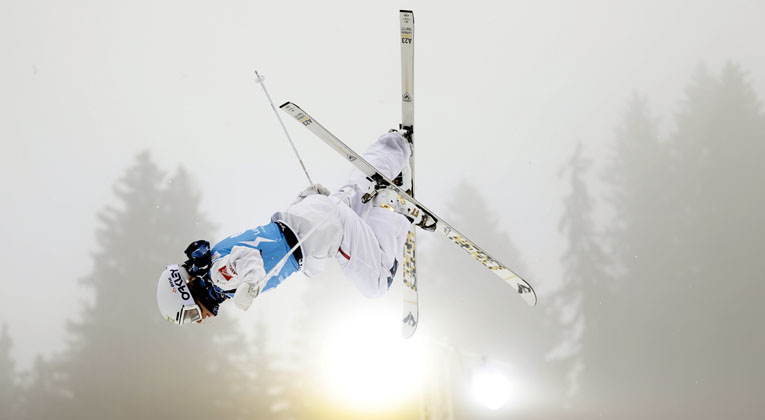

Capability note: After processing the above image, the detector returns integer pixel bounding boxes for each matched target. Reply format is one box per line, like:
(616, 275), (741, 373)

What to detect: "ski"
(279, 101), (538, 307)
(399, 10), (418, 338)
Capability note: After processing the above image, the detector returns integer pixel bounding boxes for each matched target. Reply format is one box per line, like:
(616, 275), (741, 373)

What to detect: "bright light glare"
(472, 370), (513, 411)
(322, 308), (421, 412)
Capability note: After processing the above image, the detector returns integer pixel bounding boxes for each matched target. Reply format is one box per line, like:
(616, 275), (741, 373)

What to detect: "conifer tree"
(549, 142), (608, 408)
(36, 152), (255, 420)
(600, 65), (765, 417)
(16, 355), (73, 420)
(0, 324), (17, 419)
(420, 180), (545, 418)
(662, 63), (765, 416)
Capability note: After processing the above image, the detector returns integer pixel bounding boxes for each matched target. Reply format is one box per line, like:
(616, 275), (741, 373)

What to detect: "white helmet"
(157, 264), (203, 325)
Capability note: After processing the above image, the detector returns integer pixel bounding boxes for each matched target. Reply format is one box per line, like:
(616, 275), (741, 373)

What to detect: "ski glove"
(292, 184), (330, 204)
(233, 282), (261, 311)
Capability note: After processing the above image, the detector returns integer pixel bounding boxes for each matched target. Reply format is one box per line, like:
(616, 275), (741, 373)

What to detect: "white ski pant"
(274, 132), (411, 298)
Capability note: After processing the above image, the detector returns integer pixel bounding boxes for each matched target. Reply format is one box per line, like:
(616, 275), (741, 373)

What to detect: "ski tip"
(279, 101), (293, 109)
(402, 327), (417, 339)
(402, 318), (418, 339)
(522, 282), (538, 307)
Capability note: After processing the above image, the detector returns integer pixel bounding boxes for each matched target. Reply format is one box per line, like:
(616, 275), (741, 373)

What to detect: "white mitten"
(233, 282), (260, 311)
(311, 184), (331, 196)
(293, 184), (330, 204)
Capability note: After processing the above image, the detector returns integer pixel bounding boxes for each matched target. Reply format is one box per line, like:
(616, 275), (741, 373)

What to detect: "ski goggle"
(179, 303), (203, 325)
(165, 264), (204, 325)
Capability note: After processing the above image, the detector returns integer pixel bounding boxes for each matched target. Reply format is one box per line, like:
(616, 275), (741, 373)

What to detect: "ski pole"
(254, 70), (314, 186)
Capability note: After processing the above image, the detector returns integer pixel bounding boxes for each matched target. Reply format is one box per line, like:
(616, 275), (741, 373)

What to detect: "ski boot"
(372, 187), (425, 226)
(388, 128), (413, 193)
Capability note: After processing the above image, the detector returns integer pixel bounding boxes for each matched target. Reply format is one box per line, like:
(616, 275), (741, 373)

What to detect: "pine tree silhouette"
(16, 355), (72, 420)
(548, 142), (608, 412)
(424, 180), (531, 339)
(19, 152), (256, 420)
(661, 63), (765, 417)
(0, 324), (17, 419)
(419, 180), (548, 419)
(585, 94), (672, 417)
(599, 64), (765, 418)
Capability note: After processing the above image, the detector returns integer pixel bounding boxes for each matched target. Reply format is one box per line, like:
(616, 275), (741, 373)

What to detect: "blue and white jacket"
(209, 222), (299, 295)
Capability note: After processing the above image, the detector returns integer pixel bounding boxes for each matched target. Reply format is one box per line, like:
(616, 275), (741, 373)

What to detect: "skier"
(156, 130), (415, 325)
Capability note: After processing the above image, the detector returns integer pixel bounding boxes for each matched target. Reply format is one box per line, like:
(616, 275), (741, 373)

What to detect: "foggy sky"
(2, 0), (765, 373)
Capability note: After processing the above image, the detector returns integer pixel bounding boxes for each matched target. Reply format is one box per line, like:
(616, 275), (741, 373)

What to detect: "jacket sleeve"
(229, 245), (267, 288)
(210, 246), (266, 292)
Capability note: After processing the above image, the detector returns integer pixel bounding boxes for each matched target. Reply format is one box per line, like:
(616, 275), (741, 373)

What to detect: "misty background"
(2, 0), (765, 419)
